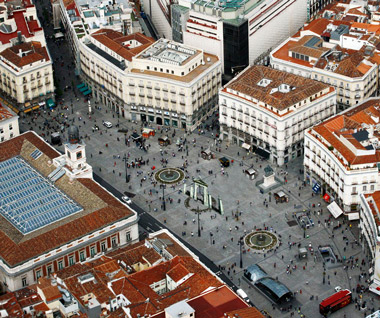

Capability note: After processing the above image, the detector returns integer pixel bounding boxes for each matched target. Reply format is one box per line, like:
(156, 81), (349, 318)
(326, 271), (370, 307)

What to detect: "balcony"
(162, 87), (168, 92)
(351, 191), (358, 195)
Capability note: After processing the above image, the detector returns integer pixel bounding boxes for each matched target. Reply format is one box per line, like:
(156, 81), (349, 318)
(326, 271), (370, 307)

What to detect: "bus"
(319, 289), (352, 315)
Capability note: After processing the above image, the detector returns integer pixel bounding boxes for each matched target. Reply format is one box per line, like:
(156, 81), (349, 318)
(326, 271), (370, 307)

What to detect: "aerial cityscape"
(0, 0), (379, 317)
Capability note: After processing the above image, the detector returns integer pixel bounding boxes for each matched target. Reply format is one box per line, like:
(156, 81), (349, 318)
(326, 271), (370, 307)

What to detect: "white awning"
(39, 101), (46, 107)
(348, 212), (359, 220)
(54, 32), (64, 39)
(327, 201), (343, 218)
(242, 143), (251, 150)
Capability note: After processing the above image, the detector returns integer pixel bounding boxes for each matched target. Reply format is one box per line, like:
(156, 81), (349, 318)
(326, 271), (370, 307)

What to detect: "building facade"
(0, 103), (19, 142)
(80, 30), (222, 131)
(270, 18), (380, 111)
(0, 42), (54, 107)
(0, 131), (139, 292)
(219, 65), (336, 165)
(359, 192), (380, 296)
(169, 0), (307, 77)
(304, 98), (380, 213)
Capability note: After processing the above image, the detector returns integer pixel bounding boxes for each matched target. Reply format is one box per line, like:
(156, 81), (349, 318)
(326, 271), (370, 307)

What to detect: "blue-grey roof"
(352, 130), (369, 142)
(330, 24), (349, 40)
(245, 264), (268, 283)
(257, 277), (292, 299)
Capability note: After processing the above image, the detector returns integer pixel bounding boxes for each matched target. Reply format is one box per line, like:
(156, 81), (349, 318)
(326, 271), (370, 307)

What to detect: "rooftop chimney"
(17, 31), (22, 44)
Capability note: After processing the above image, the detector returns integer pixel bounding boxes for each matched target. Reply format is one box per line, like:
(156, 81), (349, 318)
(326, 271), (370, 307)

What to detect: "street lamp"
(122, 153), (129, 183)
(197, 207), (201, 237)
(71, 98), (73, 115)
(239, 236), (244, 268)
(162, 184), (166, 211)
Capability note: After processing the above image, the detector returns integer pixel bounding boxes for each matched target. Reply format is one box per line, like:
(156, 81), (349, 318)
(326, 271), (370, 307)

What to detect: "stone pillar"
(183, 184), (187, 195)
(219, 198), (224, 215)
(190, 186), (194, 199)
(203, 187), (208, 207)
(194, 184), (198, 200)
(208, 194), (212, 208)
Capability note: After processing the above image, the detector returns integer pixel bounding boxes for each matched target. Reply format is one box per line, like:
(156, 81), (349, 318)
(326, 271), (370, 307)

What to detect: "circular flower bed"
(244, 230), (279, 252)
(154, 167), (185, 184)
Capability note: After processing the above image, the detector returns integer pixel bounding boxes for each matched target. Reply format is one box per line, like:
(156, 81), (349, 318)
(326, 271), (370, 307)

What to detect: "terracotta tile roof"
(0, 41), (50, 68)
(186, 285), (249, 318)
(0, 103), (15, 121)
(224, 65), (331, 111)
(91, 29), (154, 61)
(365, 191), (380, 226)
(0, 293), (23, 317)
(0, 10), (36, 45)
(303, 18), (330, 35)
(111, 255), (223, 316)
(226, 307), (265, 318)
(310, 98), (380, 166)
(0, 131), (135, 267)
(167, 263), (190, 282)
(33, 302), (50, 312)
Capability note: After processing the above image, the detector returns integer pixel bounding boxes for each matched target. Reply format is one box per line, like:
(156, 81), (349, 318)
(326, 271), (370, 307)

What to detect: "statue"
(264, 165), (274, 177)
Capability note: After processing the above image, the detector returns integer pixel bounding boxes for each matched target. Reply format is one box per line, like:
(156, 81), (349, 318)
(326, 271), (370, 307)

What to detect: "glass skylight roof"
(0, 156), (82, 234)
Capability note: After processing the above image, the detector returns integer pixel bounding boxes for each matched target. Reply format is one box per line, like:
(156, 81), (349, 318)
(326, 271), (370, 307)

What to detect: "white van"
(236, 289), (250, 303)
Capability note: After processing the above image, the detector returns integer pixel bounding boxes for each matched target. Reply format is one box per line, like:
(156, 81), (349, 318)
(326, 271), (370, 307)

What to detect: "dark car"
(219, 157), (230, 167)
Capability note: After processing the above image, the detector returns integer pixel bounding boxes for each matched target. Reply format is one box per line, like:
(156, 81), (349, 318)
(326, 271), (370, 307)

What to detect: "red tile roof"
(0, 131), (135, 267)
(0, 103), (15, 120)
(0, 41), (50, 68)
(167, 263), (190, 282)
(91, 29), (155, 61)
(224, 65), (331, 111)
(310, 98), (380, 166)
(0, 10), (39, 45)
(226, 307), (264, 318)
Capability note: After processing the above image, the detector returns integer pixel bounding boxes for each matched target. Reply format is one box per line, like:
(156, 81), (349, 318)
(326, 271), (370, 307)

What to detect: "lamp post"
(161, 184), (166, 211)
(71, 98), (73, 115)
(124, 133), (127, 146)
(197, 206), (201, 237)
(239, 236), (244, 268)
(122, 153), (129, 183)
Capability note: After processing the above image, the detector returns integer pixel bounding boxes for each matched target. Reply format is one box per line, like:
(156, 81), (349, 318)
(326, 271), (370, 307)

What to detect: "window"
(58, 260), (64, 270)
(36, 270), (42, 280)
(22, 277), (27, 287)
(47, 265), (52, 276)
(9, 133), (13, 138)
(363, 185), (367, 192)
(77, 151), (82, 159)
(69, 256), (75, 266)
(111, 237), (117, 248)
(80, 251), (85, 261)
(126, 232), (131, 242)
(101, 241), (106, 252)
(8, 124), (12, 130)
(90, 246), (96, 257)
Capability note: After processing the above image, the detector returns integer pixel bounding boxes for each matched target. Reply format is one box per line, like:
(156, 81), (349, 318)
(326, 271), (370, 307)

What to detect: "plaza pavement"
(18, 100), (378, 318)
(15, 6), (379, 315)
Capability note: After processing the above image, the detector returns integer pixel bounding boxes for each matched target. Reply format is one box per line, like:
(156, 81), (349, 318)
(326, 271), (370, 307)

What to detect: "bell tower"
(64, 125), (87, 170)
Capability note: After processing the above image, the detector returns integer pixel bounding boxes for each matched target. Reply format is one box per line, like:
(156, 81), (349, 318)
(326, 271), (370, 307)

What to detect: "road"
(92, 172), (240, 293)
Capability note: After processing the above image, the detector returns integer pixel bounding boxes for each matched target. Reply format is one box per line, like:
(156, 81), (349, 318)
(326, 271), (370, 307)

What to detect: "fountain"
(244, 230), (279, 253)
(155, 167), (185, 184)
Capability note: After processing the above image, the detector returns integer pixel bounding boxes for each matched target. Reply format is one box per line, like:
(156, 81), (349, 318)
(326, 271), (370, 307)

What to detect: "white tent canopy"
(348, 213), (359, 221)
(242, 143), (251, 150)
(327, 201), (343, 218)
(54, 32), (64, 39)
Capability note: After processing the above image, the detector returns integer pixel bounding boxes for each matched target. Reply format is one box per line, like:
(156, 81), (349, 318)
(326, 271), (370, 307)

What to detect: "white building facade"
(0, 104), (19, 142)
(219, 65), (336, 165)
(359, 192), (380, 296)
(80, 31), (222, 131)
(304, 98), (380, 213)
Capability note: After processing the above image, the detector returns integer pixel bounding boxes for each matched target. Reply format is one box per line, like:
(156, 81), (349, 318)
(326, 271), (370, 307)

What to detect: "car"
(121, 196), (132, 204)
(335, 286), (342, 292)
(236, 289), (250, 303)
(103, 121), (113, 128)
(219, 157), (230, 167)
